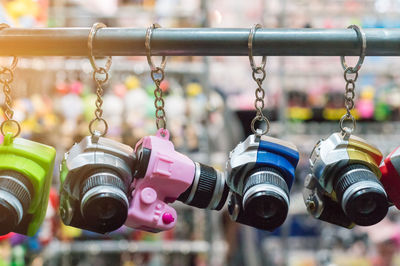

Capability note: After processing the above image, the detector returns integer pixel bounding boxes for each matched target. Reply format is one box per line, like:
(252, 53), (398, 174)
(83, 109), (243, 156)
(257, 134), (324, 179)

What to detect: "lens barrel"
(0, 171), (32, 235)
(80, 169), (129, 233)
(178, 162), (229, 210)
(242, 167), (289, 229)
(334, 164), (388, 226)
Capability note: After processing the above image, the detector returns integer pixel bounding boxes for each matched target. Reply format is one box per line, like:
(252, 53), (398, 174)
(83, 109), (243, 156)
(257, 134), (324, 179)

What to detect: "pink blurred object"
(357, 99), (374, 119)
(113, 83), (127, 98)
(360, 218), (400, 246)
(160, 80), (170, 92)
(125, 129), (194, 232)
(70, 81), (83, 95)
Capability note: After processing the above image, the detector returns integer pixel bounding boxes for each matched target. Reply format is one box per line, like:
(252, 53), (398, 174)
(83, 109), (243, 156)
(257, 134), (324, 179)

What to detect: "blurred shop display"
(0, 0), (400, 266)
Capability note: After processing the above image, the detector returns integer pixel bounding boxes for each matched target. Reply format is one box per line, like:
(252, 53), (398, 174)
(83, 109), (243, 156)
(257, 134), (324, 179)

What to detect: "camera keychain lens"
(225, 24), (300, 231)
(304, 25), (388, 228)
(125, 24), (229, 233)
(0, 23), (56, 237)
(59, 23), (135, 234)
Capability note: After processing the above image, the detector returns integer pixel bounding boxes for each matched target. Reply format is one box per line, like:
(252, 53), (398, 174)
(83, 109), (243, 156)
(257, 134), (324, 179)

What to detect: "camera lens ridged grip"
(244, 167), (289, 195)
(81, 169), (127, 196)
(334, 164), (380, 202)
(189, 163), (217, 209)
(0, 171), (32, 211)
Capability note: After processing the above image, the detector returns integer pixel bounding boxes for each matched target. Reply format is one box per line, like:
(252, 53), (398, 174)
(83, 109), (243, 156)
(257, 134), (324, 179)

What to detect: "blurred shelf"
(42, 239), (227, 259)
(49, 5), (200, 19)
(14, 58), (206, 74)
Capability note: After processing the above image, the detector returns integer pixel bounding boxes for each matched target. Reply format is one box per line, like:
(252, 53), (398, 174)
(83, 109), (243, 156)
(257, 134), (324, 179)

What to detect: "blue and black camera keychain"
(225, 24), (300, 231)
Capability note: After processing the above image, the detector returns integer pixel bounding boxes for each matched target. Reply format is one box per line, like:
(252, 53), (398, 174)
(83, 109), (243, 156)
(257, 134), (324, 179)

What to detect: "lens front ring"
(341, 180), (387, 213)
(207, 170), (227, 210)
(183, 162), (201, 205)
(81, 185), (129, 216)
(243, 182), (289, 210)
(0, 190), (23, 223)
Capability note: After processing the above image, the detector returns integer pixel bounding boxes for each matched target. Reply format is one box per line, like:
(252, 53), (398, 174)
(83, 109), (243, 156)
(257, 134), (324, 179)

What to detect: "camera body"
(304, 132), (387, 228)
(226, 134), (299, 231)
(59, 133), (135, 234)
(126, 129), (228, 233)
(0, 133), (56, 236)
(380, 146), (400, 209)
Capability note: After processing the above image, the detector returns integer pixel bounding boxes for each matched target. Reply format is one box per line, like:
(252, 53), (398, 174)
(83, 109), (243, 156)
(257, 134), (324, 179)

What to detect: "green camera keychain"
(0, 32), (56, 236)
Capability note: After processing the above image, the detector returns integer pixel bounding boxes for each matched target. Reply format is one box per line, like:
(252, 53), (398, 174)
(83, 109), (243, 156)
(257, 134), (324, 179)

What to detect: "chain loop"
(146, 24), (167, 130)
(0, 67), (14, 84)
(248, 24), (269, 136)
(344, 69), (358, 82)
(252, 67), (266, 82)
(88, 22), (111, 137)
(251, 115), (270, 136)
(339, 25), (366, 134)
(146, 24), (167, 71)
(340, 25), (366, 73)
(248, 24), (266, 72)
(0, 24), (18, 71)
(340, 114), (356, 134)
(88, 23), (112, 73)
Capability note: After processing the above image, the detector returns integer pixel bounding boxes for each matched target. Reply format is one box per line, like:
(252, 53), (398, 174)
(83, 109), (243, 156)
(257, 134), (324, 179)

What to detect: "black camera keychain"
(225, 24), (300, 231)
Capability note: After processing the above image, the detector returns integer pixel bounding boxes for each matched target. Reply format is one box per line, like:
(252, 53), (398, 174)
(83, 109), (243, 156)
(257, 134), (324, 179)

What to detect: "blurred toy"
(357, 86), (375, 120)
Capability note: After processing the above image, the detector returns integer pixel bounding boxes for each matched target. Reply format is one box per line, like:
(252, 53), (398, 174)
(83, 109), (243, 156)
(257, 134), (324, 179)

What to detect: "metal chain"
(1, 68), (14, 120)
(146, 24), (167, 130)
(339, 25), (366, 134)
(0, 23), (20, 138)
(249, 24), (270, 136)
(88, 23), (111, 137)
(151, 67), (166, 129)
(252, 67), (267, 118)
(339, 67), (357, 133)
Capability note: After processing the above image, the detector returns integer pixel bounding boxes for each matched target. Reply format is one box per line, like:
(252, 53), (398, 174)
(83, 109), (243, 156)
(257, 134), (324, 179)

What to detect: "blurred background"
(0, 0), (400, 265)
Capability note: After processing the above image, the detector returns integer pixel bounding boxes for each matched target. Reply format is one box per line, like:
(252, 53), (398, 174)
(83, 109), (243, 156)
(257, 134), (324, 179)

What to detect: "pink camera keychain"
(125, 24), (229, 232)
(126, 128), (194, 232)
(125, 24), (191, 232)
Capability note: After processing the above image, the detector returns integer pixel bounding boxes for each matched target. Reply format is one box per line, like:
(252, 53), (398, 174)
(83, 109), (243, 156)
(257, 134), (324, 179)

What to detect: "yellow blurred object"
(361, 86), (375, 100)
(288, 107), (313, 120)
(323, 107), (359, 120)
(31, 94), (52, 116)
(21, 117), (35, 133)
(186, 82), (203, 97)
(5, 0), (39, 24)
(125, 75), (141, 90)
(60, 223), (82, 239)
(334, 256), (371, 266)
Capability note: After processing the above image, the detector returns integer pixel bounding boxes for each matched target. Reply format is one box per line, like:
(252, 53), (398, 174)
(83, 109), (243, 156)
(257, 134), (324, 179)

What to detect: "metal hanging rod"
(0, 28), (399, 56)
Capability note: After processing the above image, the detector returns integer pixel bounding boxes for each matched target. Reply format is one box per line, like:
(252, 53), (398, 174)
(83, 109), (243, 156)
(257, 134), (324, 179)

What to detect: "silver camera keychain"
(59, 23), (135, 234)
